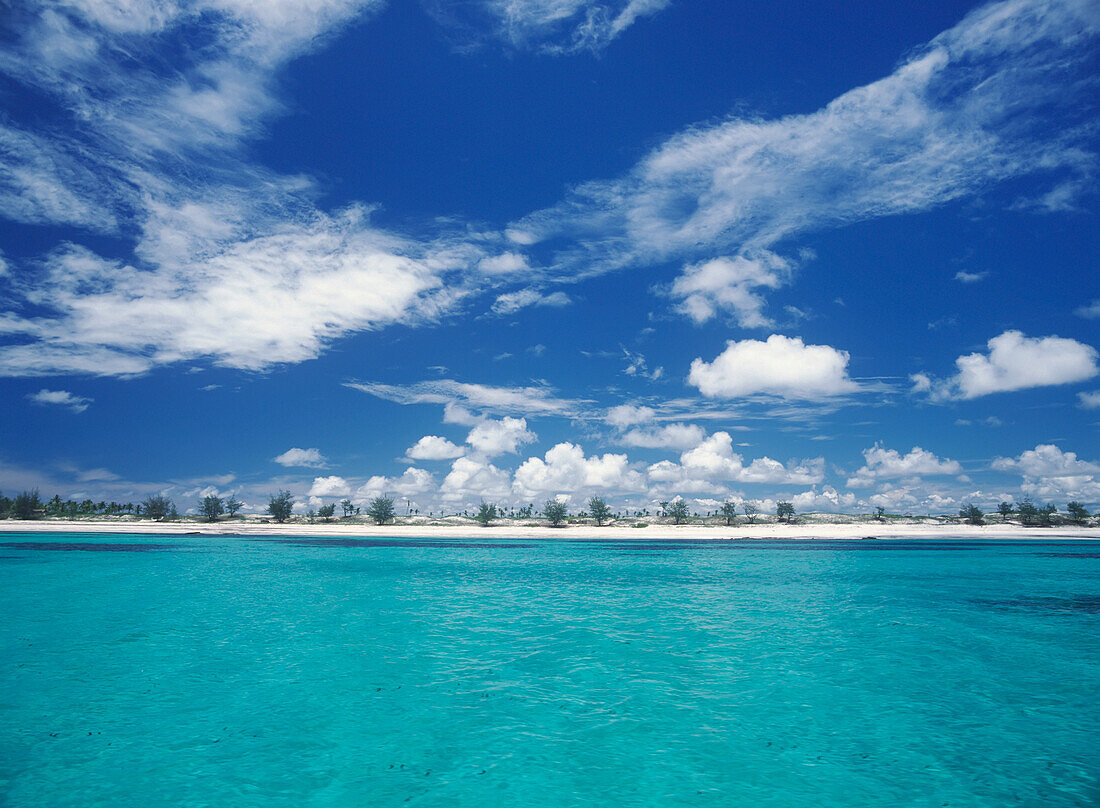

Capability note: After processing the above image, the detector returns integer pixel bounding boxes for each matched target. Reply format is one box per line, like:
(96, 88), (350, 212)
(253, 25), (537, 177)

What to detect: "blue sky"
(1, 0), (1098, 515)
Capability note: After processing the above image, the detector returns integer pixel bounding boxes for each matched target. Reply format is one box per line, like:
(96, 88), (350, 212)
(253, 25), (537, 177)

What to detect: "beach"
(1, 517), (1096, 541)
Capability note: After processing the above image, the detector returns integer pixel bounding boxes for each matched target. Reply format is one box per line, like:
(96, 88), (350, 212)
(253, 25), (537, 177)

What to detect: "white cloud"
(647, 431), (825, 489)
(688, 335), (859, 399)
(620, 423), (706, 450)
(792, 486), (858, 513)
(491, 288), (571, 315)
(347, 379), (582, 417)
(670, 252), (791, 327)
(479, 252), (530, 274)
(422, 0), (669, 53)
(916, 331), (1098, 400)
(992, 443), (1100, 501)
(513, 442), (644, 497)
(953, 270), (988, 283)
(466, 417), (537, 456)
(273, 447), (327, 468)
(1076, 299), (1100, 319)
(847, 444), (962, 487)
(1078, 391), (1100, 409)
(440, 456), (512, 502)
(405, 435), (466, 461)
(26, 388), (92, 413)
(511, 0), (1099, 277)
(309, 475), (351, 497)
(392, 467), (435, 496)
(605, 403), (655, 428)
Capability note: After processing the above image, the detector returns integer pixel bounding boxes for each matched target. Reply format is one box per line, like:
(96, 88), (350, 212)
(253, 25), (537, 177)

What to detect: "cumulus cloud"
(605, 404), (656, 428)
(273, 447), (328, 468)
(1075, 300), (1100, 319)
(670, 252), (791, 327)
(440, 456), (512, 502)
(647, 431), (825, 490)
(26, 388), (92, 413)
(688, 335), (859, 399)
(847, 444), (963, 487)
(992, 444), (1100, 501)
(953, 270), (988, 283)
(405, 435), (466, 461)
(792, 486), (858, 513)
(309, 475), (351, 497)
(466, 417), (537, 456)
(1078, 391), (1100, 409)
(914, 331), (1098, 401)
(513, 442), (644, 497)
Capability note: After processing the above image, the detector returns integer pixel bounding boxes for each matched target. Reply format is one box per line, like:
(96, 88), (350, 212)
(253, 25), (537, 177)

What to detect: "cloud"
(620, 423), (706, 450)
(405, 435), (466, 461)
(1078, 391), (1100, 409)
(513, 442), (644, 497)
(440, 456), (512, 502)
(669, 252), (791, 327)
(346, 379), (583, 417)
(26, 388), (92, 413)
(647, 431), (825, 490)
(953, 270), (989, 283)
(688, 335), (859, 399)
(1076, 299), (1100, 319)
(605, 404), (656, 428)
(479, 252), (531, 274)
(992, 443), (1100, 501)
(914, 330), (1098, 400)
(309, 475), (351, 497)
(421, 0), (670, 53)
(466, 417), (537, 456)
(511, 0), (1099, 277)
(847, 444), (962, 487)
(273, 447), (328, 468)
(490, 289), (571, 315)
(791, 486), (858, 513)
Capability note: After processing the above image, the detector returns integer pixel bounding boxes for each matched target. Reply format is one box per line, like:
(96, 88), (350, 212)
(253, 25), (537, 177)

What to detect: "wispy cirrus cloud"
(512, 0), (1099, 291)
(26, 388), (93, 413)
(345, 379), (587, 417)
(420, 0), (670, 54)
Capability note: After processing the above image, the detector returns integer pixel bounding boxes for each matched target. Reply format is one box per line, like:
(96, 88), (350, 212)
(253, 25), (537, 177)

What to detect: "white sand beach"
(0, 518), (1096, 541)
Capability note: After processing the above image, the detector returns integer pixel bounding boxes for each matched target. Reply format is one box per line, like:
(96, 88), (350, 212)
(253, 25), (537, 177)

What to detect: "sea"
(1, 533), (1097, 807)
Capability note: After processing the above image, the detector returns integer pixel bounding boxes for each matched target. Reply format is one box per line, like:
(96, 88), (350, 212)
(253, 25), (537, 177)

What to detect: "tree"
(13, 489), (41, 520)
(959, 503), (983, 525)
(543, 499), (568, 527)
(997, 501), (1013, 522)
(225, 495), (243, 517)
(317, 503), (336, 522)
(1016, 498), (1039, 526)
(200, 495), (224, 522)
(743, 502), (759, 523)
(588, 496), (613, 527)
(1040, 503), (1057, 526)
(667, 499), (690, 524)
(475, 502), (497, 527)
(366, 496), (395, 525)
(776, 501), (795, 523)
(340, 499), (354, 518)
(142, 494), (173, 522)
(267, 490), (294, 523)
(1066, 501), (1090, 525)
(874, 506), (886, 522)
(719, 501), (738, 526)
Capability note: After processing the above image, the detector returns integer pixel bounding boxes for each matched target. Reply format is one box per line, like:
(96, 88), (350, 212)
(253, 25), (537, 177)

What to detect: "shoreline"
(0, 519), (1097, 541)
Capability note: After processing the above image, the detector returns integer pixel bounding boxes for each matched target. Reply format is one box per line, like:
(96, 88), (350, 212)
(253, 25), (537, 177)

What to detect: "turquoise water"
(1, 534), (1098, 807)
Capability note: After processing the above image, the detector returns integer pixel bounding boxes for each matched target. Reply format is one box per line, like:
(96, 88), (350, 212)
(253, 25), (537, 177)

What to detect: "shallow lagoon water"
(1, 533), (1098, 807)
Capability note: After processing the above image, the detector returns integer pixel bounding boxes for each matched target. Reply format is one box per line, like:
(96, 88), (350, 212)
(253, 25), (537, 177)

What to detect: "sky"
(0, 0), (1098, 517)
